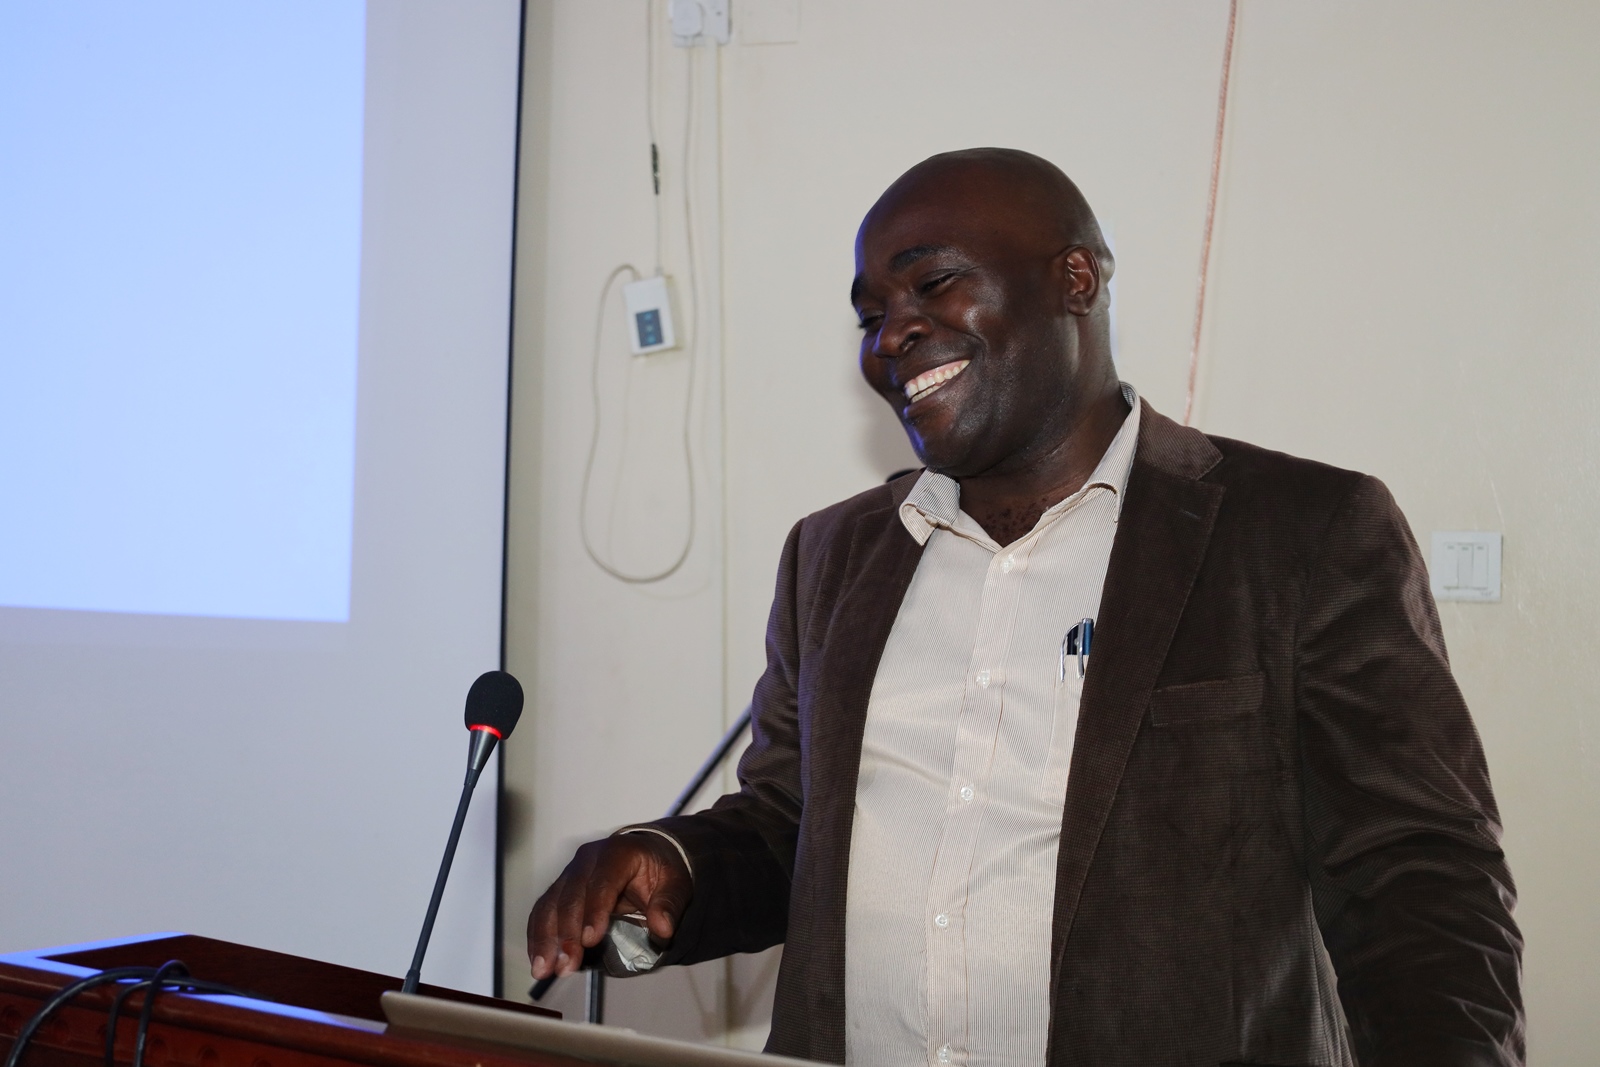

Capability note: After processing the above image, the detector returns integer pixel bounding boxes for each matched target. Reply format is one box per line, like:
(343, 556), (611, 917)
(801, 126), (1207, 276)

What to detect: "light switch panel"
(1429, 531), (1501, 602)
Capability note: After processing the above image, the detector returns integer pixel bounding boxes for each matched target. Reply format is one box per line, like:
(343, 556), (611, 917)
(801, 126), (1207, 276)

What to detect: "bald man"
(528, 150), (1524, 1067)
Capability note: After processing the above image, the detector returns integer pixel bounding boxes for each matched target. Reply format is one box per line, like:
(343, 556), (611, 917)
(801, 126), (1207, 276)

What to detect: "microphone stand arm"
(403, 729), (499, 995)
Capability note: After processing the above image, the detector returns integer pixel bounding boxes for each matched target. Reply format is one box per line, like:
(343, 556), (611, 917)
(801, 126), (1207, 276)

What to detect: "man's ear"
(1058, 246), (1101, 317)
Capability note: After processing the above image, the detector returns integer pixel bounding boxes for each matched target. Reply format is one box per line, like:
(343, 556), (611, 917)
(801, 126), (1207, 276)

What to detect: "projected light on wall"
(0, 2), (366, 622)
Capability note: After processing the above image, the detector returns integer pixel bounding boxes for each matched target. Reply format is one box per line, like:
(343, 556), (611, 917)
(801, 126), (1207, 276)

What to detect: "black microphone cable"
(3, 967), (154, 1067)
(113, 963), (258, 1067)
(100, 961), (191, 1067)
(104, 972), (167, 1067)
(130, 961), (188, 1067)
(1, 960), (259, 1067)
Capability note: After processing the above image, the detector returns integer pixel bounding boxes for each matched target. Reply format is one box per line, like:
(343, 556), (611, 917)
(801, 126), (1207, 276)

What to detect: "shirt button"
(937, 1044), (953, 1064)
(976, 670), (991, 688)
(1000, 554), (1015, 573)
(959, 785), (975, 803)
(934, 913), (949, 928)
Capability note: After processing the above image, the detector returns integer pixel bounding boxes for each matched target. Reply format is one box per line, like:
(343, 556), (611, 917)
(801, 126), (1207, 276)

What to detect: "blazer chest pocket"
(1148, 672), (1265, 727)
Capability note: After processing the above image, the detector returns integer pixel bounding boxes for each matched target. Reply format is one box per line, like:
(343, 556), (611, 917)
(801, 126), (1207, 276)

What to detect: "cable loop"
(578, 39), (699, 585)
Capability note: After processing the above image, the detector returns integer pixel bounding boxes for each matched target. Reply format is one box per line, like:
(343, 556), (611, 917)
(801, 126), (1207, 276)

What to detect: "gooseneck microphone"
(401, 669), (524, 995)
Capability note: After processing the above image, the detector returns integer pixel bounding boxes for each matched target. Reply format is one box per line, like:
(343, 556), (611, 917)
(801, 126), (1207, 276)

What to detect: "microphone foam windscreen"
(464, 670), (524, 738)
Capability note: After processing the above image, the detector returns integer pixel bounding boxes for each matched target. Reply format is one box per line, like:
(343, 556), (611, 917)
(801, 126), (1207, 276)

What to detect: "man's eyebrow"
(888, 244), (955, 273)
(851, 244), (960, 307)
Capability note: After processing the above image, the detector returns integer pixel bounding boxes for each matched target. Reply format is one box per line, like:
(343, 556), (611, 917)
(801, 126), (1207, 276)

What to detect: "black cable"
(3, 967), (154, 1067)
(130, 961), (188, 1067)
(107, 973), (259, 1067)
(664, 707), (751, 819)
(5, 959), (262, 1067)
(105, 979), (156, 1067)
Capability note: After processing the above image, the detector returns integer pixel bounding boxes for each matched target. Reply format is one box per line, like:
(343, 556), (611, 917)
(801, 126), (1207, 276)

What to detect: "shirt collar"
(898, 382), (1142, 546)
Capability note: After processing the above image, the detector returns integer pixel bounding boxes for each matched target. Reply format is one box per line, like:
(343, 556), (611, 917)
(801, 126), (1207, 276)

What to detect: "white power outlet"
(669, 0), (730, 46)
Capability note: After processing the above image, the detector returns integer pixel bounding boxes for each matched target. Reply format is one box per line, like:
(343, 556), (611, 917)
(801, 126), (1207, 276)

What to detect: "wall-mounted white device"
(623, 275), (678, 355)
(669, 0), (730, 46)
(1430, 530), (1502, 602)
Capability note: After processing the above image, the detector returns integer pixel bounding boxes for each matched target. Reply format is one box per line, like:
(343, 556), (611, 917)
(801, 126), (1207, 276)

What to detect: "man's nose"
(872, 302), (929, 360)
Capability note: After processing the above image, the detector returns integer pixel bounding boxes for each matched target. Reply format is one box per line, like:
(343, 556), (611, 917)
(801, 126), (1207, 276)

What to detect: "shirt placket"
(922, 535), (1036, 1067)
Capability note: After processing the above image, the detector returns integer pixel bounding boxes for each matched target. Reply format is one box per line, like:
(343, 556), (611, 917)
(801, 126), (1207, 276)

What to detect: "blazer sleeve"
(1296, 475), (1525, 1066)
(640, 519), (809, 967)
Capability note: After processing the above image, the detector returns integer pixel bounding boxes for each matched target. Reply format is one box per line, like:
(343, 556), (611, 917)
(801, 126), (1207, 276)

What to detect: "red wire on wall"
(1183, 0), (1240, 427)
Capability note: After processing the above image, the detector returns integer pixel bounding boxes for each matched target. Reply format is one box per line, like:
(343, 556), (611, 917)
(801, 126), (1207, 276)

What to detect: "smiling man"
(528, 149), (1525, 1067)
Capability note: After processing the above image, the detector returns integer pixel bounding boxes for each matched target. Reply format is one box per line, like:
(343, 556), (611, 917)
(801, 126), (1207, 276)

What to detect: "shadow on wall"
(853, 372), (920, 483)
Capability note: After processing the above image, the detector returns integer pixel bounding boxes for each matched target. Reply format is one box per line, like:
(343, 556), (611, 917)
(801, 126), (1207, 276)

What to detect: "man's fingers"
(630, 835), (692, 942)
(644, 874), (691, 942)
(531, 844), (601, 979)
(526, 878), (567, 979)
(553, 854), (599, 974)
(580, 855), (629, 948)
(526, 834), (693, 979)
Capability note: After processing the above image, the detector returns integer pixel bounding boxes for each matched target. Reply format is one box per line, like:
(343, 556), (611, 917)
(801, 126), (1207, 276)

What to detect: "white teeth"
(902, 360), (970, 403)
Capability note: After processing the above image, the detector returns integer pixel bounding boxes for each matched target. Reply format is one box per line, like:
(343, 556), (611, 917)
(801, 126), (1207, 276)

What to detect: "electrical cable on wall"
(1184, 0), (1240, 427)
(579, 5), (699, 585)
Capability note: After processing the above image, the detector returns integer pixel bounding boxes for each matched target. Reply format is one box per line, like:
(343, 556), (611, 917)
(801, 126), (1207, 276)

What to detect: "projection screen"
(0, 0), (523, 994)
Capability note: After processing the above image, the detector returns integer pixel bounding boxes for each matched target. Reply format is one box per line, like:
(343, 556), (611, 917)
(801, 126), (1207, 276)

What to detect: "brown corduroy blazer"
(650, 402), (1524, 1067)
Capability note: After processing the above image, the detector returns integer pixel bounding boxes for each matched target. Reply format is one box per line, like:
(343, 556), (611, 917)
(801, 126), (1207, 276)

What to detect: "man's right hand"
(526, 832), (692, 981)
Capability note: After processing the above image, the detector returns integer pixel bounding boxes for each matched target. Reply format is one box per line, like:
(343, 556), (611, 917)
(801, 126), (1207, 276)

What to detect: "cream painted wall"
(504, 1), (1599, 1059)
(501, 0), (740, 1039)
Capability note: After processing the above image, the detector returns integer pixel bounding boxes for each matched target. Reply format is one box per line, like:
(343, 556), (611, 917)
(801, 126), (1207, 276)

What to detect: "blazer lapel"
(803, 497), (925, 1060)
(809, 501), (926, 803)
(1050, 405), (1225, 976)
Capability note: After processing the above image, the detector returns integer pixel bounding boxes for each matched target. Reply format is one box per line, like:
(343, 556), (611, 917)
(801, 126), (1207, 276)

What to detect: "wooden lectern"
(0, 933), (795, 1067)
(0, 932), (579, 1067)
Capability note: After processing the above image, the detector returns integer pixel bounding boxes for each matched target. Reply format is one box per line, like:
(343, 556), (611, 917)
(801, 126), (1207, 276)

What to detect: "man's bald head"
(852, 148), (1125, 493)
(859, 148), (1114, 294)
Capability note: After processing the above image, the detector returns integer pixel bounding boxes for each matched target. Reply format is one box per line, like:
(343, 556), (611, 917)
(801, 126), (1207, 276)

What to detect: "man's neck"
(957, 383), (1131, 548)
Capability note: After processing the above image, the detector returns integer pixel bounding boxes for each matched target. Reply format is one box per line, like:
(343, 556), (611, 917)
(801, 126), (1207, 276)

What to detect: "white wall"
(502, 0), (739, 1035)
(504, 2), (1599, 1059)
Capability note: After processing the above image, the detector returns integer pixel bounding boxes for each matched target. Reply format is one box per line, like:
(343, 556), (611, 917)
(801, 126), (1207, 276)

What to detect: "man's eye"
(919, 272), (957, 295)
(857, 316), (882, 332)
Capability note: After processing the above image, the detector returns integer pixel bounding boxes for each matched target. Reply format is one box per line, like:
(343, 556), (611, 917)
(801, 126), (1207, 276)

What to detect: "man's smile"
(902, 359), (971, 404)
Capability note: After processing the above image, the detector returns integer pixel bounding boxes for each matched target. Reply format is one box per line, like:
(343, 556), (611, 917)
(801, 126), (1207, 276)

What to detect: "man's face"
(852, 181), (1094, 479)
